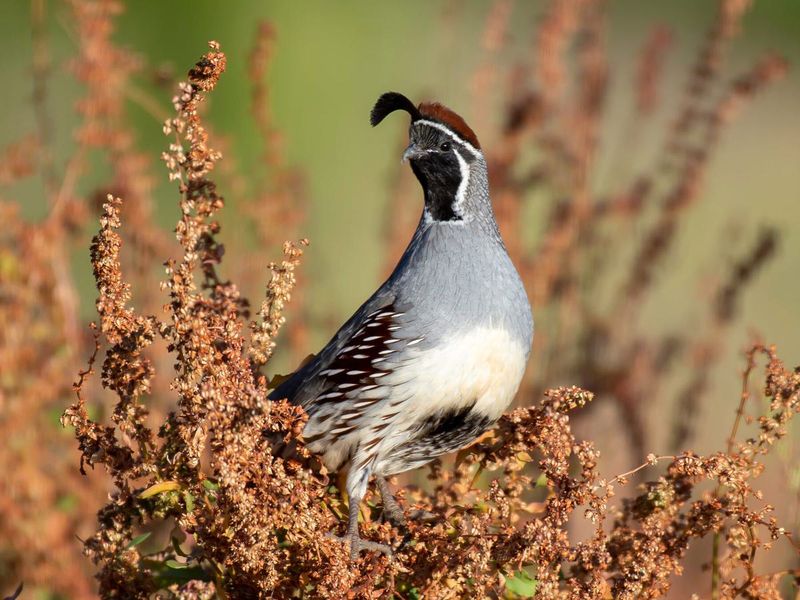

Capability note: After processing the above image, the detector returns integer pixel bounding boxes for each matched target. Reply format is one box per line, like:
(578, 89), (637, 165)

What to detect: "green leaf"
(127, 532), (152, 549)
(165, 559), (189, 569)
(140, 481), (181, 498)
(396, 580), (421, 600)
(202, 479), (219, 491)
(183, 490), (195, 513)
(505, 570), (538, 598)
(144, 557), (212, 588)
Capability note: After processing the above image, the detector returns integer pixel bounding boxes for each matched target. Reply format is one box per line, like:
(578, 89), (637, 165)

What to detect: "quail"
(270, 92), (533, 558)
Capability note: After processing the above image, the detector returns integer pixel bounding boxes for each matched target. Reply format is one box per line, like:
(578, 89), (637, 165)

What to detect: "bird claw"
(380, 504), (408, 529)
(381, 506), (438, 526)
(325, 531), (394, 561)
(408, 508), (438, 522)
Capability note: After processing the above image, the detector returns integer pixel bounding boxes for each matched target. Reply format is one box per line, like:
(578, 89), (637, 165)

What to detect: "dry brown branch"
(1, 1), (796, 598)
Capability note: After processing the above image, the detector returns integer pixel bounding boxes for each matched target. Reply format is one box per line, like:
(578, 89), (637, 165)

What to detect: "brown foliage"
(1, 1), (798, 599)
(59, 38), (797, 599)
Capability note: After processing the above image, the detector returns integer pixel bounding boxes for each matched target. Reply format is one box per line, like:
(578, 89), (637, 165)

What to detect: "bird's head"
(370, 92), (486, 223)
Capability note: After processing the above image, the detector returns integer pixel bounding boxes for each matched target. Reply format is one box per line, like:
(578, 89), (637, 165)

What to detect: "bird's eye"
(439, 142), (452, 152)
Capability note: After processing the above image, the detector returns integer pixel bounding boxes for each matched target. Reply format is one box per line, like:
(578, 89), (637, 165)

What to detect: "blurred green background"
(1, 0), (798, 457)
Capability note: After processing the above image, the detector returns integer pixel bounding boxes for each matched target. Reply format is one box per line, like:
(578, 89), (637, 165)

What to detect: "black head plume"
(370, 92), (422, 127)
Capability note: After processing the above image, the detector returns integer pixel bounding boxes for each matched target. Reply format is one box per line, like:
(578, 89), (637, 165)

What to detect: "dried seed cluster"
(1, 1), (797, 599)
(60, 40), (798, 600)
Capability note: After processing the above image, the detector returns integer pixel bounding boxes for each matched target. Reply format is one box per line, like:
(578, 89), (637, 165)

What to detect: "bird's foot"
(408, 508), (438, 522)
(380, 503), (438, 530)
(326, 531), (394, 561)
(381, 502), (409, 529)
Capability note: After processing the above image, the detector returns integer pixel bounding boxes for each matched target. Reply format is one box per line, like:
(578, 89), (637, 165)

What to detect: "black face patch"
(410, 151), (463, 221)
(407, 125), (476, 222)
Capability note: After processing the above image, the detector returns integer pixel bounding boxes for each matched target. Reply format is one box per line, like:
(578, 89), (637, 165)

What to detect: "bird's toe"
(325, 531), (394, 561)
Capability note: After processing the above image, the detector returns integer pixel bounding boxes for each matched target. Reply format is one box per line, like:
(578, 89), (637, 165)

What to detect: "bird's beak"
(402, 142), (421, 162)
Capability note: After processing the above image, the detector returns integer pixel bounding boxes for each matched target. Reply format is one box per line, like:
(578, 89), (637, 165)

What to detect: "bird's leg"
(328, 470), (393, 560)
(376, 476), (408, 529)
(337, 492), (394, 560)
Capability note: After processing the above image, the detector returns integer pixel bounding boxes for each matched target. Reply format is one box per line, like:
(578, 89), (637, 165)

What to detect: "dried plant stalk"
(0, 1), (796, 598)
(61, 39), (798, 600)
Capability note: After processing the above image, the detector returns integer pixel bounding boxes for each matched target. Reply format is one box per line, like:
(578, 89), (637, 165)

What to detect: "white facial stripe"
(452, 148), (470, 218)
(413, 119), (481, 158)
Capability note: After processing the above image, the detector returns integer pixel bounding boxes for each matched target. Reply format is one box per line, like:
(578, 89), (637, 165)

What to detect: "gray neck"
(385, 156), (533, 351)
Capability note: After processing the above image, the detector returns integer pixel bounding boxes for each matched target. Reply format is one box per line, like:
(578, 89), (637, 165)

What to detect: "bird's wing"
(268, 289), (408, 408)
(305, 301), (420, 406)
(290, 298), (427, 460)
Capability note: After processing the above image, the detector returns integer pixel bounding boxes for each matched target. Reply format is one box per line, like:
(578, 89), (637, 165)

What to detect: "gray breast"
(386, 216), (533, 355)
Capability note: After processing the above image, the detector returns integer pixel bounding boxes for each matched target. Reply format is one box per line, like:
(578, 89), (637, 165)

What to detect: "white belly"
(305, 326), (530, 478)
(383, 326), (529, 424)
